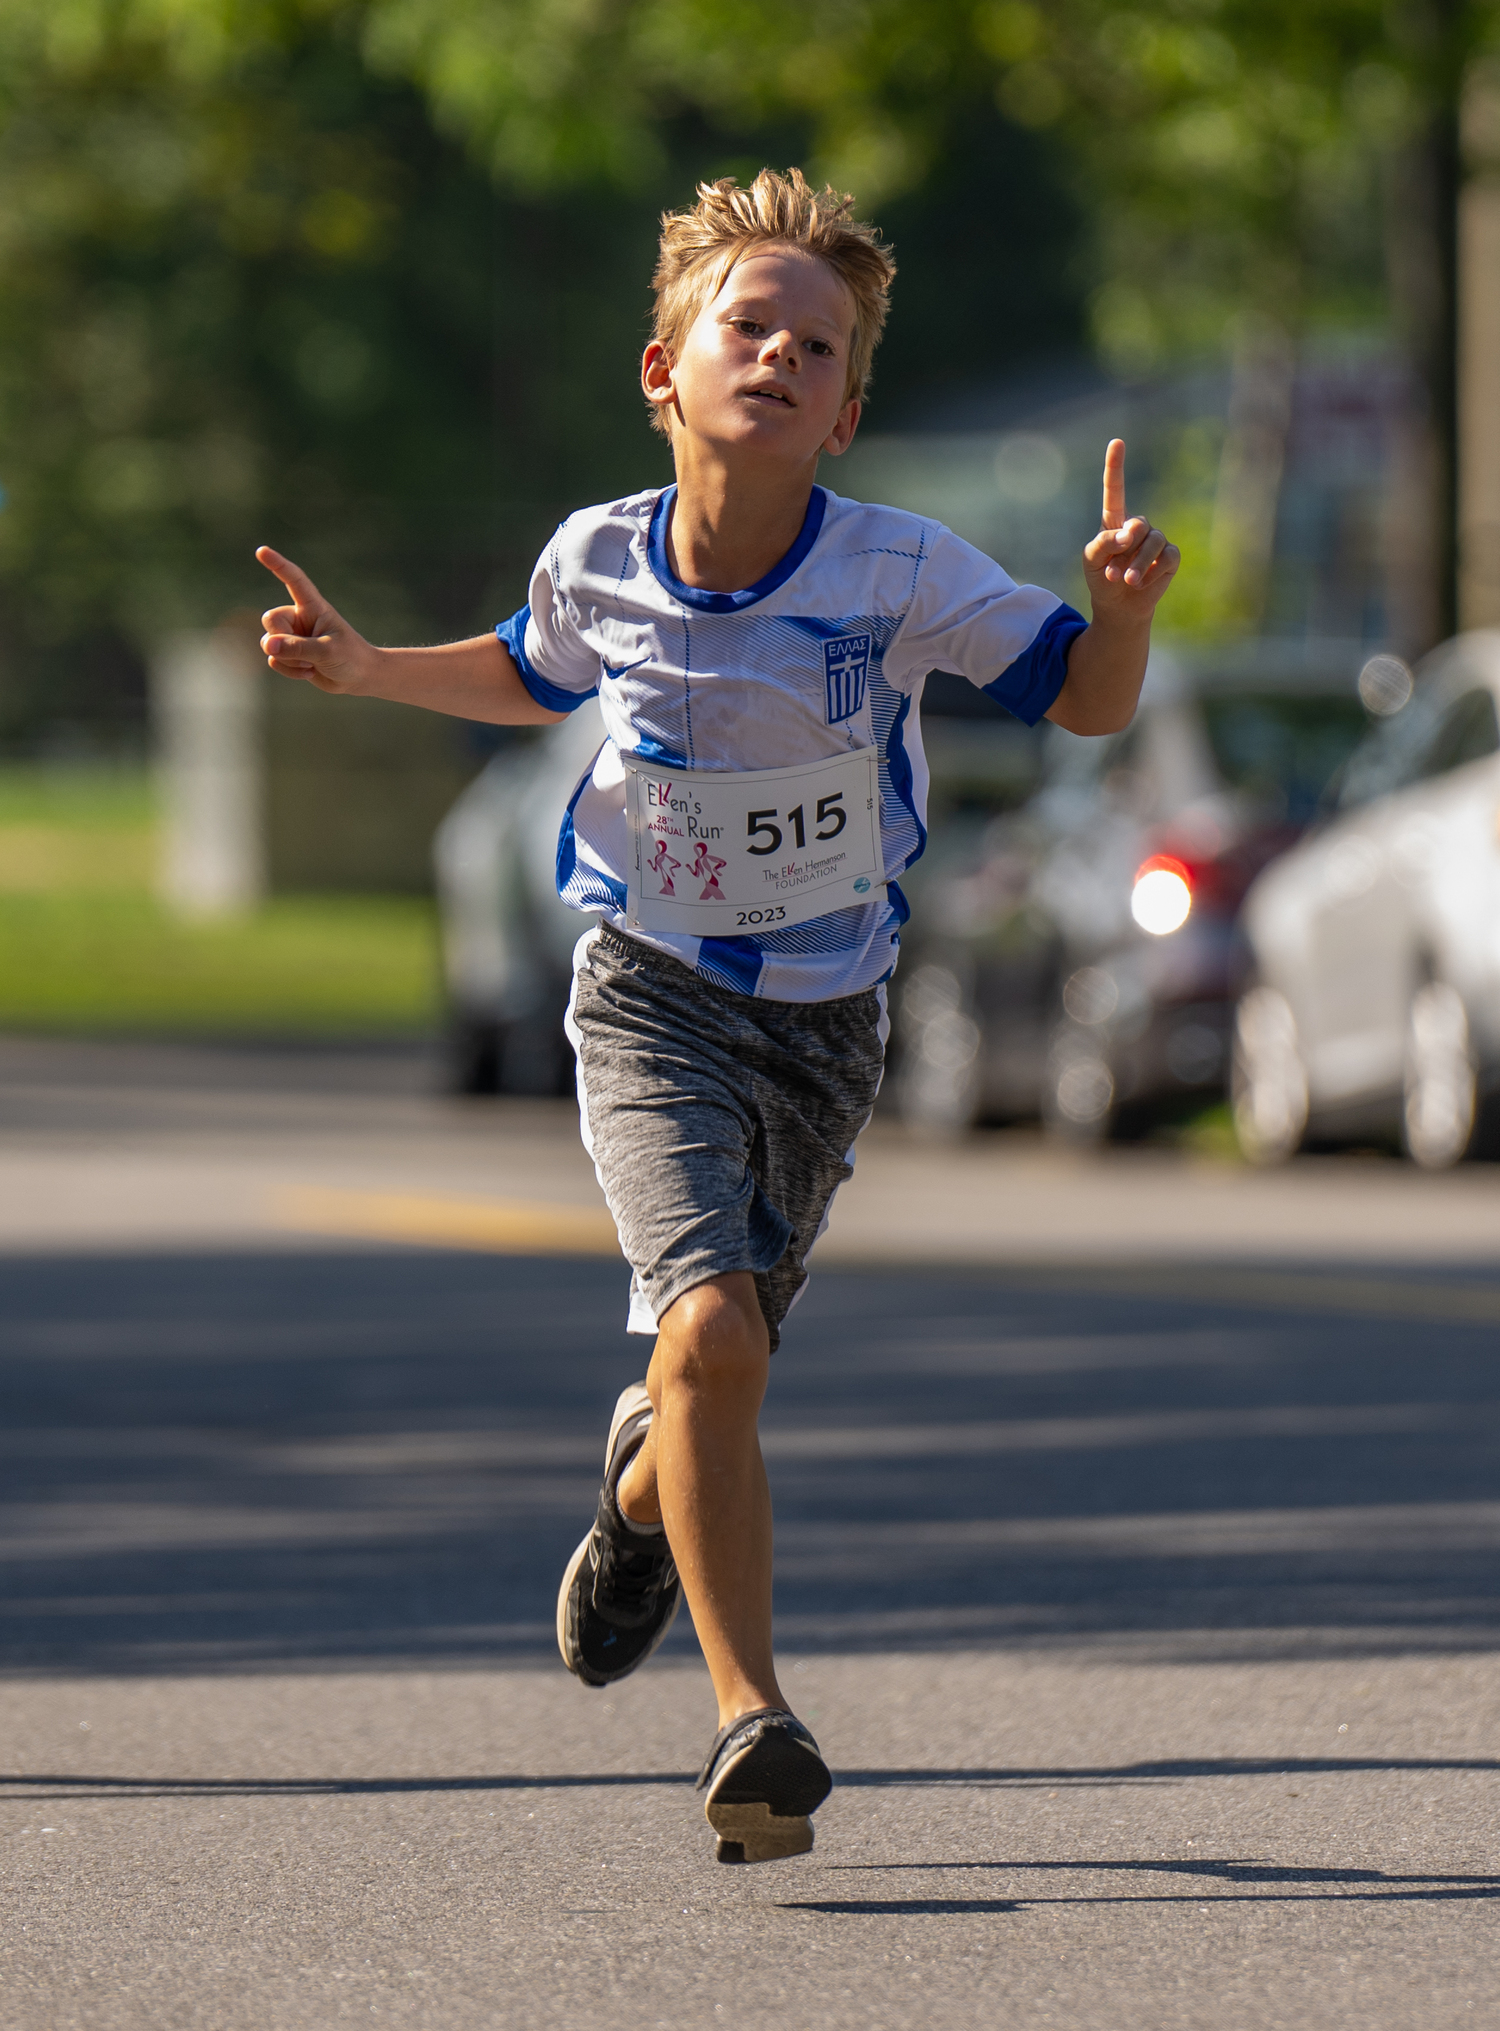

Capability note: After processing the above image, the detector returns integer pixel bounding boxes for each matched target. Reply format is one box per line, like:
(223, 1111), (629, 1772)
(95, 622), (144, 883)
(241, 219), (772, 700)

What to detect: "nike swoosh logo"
(602, 656), (650, 681)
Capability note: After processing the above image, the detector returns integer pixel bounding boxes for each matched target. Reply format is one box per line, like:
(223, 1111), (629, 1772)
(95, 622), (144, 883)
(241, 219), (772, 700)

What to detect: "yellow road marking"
(273, 1186), (619, 1257)
(269, 1189), (1500, 1323)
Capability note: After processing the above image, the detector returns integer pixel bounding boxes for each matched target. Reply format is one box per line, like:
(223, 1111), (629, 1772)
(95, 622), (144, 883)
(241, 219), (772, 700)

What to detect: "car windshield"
(1336, 680), (1500, 807)
(1199, 692), (1369, 824)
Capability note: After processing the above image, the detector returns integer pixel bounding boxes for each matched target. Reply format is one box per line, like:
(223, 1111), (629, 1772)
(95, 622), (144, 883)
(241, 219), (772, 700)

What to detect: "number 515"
(746, 793), (846, 855)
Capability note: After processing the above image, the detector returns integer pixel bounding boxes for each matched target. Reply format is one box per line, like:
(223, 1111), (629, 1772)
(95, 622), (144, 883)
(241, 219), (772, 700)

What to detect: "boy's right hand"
(256, 547), (376, 694)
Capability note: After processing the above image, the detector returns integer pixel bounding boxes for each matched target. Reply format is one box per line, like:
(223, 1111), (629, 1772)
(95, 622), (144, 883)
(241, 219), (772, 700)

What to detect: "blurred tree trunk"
(1207, 319), (1297, 633)
(1383, 0), (1464, 656)
(1457, 58), (1500, 630)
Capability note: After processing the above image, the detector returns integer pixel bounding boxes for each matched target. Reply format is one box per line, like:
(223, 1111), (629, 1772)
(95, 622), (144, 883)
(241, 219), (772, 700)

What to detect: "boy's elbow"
(1048, 623), (1148, 736)
(1045, 691), (1139, 738)
(1086, 700), (1140, 737)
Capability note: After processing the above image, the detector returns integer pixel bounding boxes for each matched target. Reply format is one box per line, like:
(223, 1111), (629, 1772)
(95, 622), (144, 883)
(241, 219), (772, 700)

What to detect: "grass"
(0, 765), (441, 1035)
(0, 763), (157, 893)
(1171, 1098), (1244, 1163)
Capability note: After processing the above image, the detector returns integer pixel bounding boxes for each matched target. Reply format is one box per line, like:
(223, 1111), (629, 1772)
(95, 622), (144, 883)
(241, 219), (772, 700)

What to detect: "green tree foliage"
(4, 0), (1494, 736)
(0, 1), (672, 740)
(0, 0), (1091, 740)
(288, 0), (1500, 649)
(362, 0), (1499, 357)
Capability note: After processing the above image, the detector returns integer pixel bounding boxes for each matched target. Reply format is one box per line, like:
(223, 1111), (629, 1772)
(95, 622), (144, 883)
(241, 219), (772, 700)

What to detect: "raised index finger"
(1101, 438), (1127, 531)
(255, 545), (324, 622)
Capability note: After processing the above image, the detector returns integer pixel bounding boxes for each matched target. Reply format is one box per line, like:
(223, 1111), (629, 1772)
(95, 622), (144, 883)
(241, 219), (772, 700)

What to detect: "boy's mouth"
(742, 384), (794, 407)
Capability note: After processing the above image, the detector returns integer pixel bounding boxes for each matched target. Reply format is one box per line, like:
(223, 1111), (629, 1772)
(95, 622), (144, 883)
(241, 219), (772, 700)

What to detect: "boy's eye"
(806, 339), (835, 356)
(732, 319), (763, 336)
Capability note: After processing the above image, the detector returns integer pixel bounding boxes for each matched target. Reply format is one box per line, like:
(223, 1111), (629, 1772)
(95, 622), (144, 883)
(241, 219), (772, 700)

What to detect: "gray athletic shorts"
(566, 924), (887, 1351)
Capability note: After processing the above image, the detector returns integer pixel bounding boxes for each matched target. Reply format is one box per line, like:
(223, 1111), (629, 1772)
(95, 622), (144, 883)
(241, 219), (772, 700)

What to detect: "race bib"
(622, 747), (884, 936)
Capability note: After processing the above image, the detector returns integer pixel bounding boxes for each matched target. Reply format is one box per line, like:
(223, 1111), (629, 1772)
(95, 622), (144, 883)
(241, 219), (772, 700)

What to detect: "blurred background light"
(1131, 857), (1194, 936)
(1061, 966), (1119, 1026)
(993, 432), (1067, 504)
(1359, 653), (1415, 715)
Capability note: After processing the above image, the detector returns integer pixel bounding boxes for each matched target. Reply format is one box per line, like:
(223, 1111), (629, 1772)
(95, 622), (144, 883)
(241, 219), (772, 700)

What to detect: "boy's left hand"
(1082, 440), (1179, 622)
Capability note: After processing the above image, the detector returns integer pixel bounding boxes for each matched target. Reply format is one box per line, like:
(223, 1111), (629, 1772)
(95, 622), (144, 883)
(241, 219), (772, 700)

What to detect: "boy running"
(256, 168), (1179, 1865)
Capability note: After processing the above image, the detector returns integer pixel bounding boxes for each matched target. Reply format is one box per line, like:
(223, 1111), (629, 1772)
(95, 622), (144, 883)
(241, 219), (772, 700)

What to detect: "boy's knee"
(655, 1273), (769, 1402)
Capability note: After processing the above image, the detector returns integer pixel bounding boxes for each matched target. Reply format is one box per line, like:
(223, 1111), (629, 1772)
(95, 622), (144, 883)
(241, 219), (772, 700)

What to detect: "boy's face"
(644, 247), (860, 465)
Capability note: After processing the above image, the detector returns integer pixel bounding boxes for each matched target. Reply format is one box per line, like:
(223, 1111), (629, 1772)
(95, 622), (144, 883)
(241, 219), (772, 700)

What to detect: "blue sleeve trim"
(494, 606), (597, 715)
(981, 602), (1087, 727)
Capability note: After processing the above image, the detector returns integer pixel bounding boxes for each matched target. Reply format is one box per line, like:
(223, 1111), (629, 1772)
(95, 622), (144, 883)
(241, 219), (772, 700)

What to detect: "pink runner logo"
(690, 842), (727, 900)
(647, 837), (682, 897)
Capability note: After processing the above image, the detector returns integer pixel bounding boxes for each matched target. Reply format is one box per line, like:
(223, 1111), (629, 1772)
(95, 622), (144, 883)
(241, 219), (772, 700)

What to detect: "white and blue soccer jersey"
(496, 484), (1085, 1002)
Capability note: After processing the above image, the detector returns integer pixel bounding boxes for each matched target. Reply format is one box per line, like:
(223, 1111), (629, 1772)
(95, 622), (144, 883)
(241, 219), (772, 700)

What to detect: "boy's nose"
(760, 330), (799, 368)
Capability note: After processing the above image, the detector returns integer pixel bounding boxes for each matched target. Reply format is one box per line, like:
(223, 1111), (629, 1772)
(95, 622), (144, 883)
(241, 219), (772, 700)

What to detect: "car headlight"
(1131, 855), (1193, 936)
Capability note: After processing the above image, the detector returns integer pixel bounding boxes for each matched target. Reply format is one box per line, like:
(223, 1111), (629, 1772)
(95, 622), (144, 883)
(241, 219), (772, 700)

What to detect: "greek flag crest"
(823, 632), (871, 724)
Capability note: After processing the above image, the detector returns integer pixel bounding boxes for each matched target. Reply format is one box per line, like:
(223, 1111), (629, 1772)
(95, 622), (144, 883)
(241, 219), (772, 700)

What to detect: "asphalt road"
(1, 1039), (1497, 2029)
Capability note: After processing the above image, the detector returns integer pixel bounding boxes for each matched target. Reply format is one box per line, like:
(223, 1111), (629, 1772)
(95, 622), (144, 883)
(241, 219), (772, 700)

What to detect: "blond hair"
(647, 167), (896, 437)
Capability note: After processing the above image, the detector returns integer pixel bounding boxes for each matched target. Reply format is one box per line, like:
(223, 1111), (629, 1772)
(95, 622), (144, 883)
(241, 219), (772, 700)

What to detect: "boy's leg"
(560, 927), (882, 1855)
(616, 1271), (785, 1729)
(618, 1268), (830, 1864)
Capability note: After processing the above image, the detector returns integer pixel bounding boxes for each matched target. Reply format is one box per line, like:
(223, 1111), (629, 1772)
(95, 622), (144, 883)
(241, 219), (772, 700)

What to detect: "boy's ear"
(641, 341), (678, 422)
(821, 397), (861, 458)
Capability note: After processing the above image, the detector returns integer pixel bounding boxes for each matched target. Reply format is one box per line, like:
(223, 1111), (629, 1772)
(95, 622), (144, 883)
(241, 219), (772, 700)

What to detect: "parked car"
(894, 647), (1371, 1138)
(1232, 632), (1500, 1168)
(433, 676), (1042, 1093)
(434, 701), (607, 1095)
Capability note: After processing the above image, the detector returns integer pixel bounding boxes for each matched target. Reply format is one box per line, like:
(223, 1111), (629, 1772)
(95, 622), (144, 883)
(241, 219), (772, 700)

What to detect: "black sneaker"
(557, 1383), (681, 1688)
(696, 1707), (832, 1863)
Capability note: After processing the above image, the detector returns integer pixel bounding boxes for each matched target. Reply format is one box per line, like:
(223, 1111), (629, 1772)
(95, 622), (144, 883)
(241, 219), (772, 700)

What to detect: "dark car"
(893, 646), (1372, 1139)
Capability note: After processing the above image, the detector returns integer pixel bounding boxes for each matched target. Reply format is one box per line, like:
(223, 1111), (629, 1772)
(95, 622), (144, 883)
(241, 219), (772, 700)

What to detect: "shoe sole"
(707, 1801), (815, 1865)
(556, 1382), (678, 1686)
(703, 1725), (833, 1865)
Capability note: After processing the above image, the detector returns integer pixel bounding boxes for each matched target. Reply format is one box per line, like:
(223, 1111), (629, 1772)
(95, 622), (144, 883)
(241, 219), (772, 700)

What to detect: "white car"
(1233, 633), (1500, 1167)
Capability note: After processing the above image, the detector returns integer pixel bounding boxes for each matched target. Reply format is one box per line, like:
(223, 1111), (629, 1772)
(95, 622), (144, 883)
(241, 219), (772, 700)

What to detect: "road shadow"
(2, 1754), (1496, 1800)
(0, 1248), (1497, 1671)
(829, 1856), (1500, 1885)
(781, 1886), (1500, 1913)
(787, 1846), (1500, 1915)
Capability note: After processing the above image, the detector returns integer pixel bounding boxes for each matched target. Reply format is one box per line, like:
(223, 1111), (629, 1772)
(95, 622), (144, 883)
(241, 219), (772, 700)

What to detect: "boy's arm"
(1045, 440), (1179, 737)
(255, 547), (567, 725)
